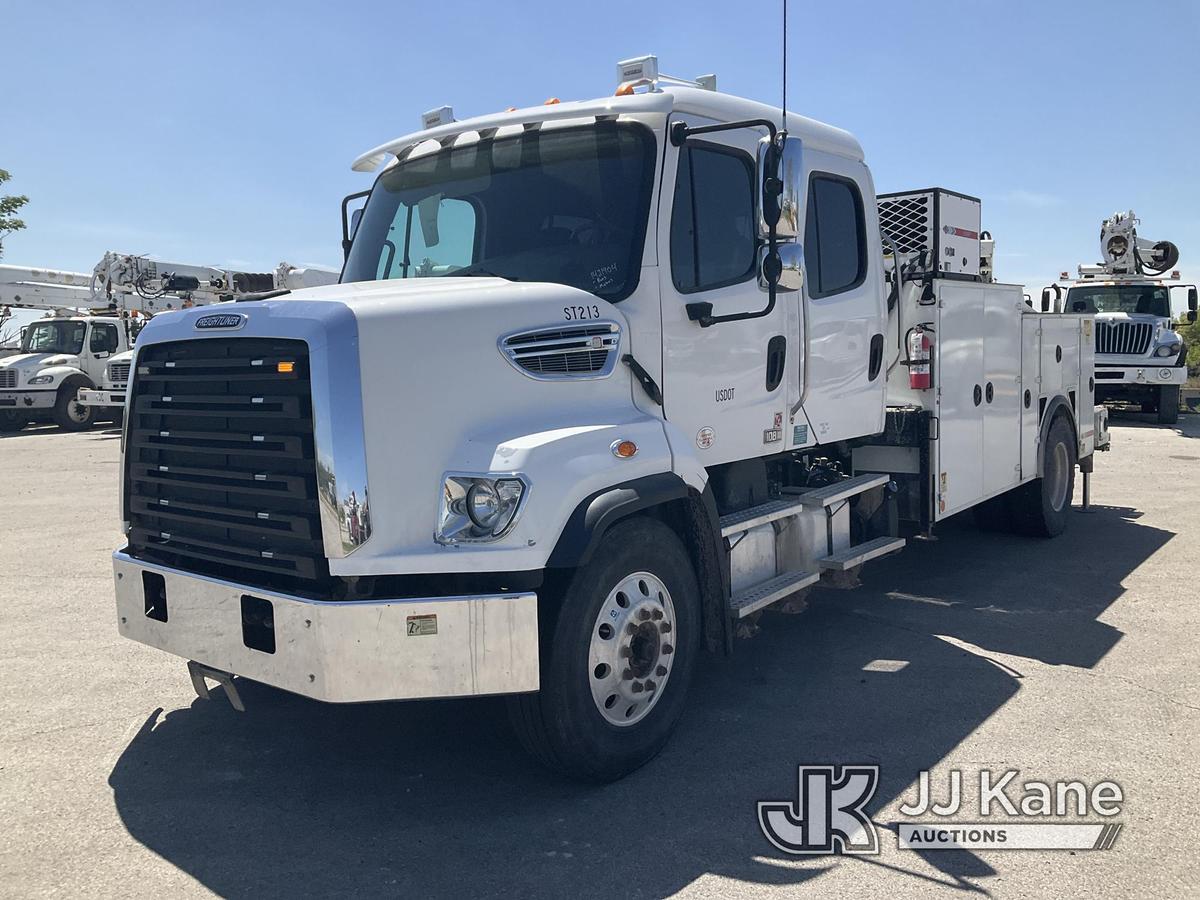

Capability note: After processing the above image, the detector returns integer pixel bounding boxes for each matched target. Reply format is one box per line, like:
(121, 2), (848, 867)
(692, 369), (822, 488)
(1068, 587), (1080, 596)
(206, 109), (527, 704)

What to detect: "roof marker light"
(543, 97), (560, 105)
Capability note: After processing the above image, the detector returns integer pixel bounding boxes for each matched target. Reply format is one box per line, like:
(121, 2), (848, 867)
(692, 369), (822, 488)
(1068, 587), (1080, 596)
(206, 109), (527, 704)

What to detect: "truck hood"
(0, 352), (80, 372)
(132, 277), (646, 571)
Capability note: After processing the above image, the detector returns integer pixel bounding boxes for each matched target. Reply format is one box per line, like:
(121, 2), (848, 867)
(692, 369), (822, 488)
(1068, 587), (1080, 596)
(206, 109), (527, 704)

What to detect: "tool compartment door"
(934, 282), (985, 519)
(982, 285), (1022, 496)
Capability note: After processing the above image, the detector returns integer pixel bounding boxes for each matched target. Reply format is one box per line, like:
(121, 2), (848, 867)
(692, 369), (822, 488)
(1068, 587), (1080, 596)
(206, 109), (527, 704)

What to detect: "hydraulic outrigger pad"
(187, 660), (245, 712)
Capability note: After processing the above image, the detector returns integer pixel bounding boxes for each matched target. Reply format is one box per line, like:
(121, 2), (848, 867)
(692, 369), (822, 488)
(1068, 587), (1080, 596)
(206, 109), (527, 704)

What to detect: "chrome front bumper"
(113, 551), (539, 703)
(1094, 364), (1186, 385)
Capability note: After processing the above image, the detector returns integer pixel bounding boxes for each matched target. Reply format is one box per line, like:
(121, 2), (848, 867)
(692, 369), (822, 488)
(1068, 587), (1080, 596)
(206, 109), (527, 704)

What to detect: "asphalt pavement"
(1, 412), (1197, 898)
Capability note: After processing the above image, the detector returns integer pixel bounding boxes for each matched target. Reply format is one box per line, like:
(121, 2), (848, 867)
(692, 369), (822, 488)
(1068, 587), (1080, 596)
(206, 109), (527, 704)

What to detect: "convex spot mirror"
(757, 135), (803, 240)
(758, 243), (804, 293)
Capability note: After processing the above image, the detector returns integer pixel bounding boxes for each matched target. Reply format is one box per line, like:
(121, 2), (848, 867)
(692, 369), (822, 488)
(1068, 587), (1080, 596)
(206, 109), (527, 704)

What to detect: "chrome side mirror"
(758, 136), (803, 240)
(759, 243), (804, 293)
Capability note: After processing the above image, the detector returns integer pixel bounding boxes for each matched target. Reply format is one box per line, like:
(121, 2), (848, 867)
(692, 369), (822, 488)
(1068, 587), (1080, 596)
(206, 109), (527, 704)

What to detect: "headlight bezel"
(1154, 341), (1182, 358)
(27, 374), (56, 385)
(437, 472), (529, 545)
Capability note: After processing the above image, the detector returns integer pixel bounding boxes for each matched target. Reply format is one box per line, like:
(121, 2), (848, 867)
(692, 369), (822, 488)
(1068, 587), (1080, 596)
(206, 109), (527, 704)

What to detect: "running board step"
(720, 497), (808, 537)
(792, 473), (891, 508)
(729, 570), (820, 619)
(818, 535), (906, 572)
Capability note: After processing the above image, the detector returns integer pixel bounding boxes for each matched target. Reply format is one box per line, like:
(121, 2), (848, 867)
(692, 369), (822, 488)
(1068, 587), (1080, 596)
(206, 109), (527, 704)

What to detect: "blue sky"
(2, 0), (1198, 305)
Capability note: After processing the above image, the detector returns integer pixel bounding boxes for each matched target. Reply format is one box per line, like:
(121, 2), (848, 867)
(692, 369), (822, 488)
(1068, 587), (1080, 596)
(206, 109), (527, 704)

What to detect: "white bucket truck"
(111, 57), (1104, 781)
(0, 258), (336, 431)
(1044, 211), (1195, 425)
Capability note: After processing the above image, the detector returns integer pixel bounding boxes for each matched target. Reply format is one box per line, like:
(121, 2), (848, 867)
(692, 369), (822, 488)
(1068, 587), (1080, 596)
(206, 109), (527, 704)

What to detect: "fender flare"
(1037, 395), (1077, 477)
(546, 472), (692, 569)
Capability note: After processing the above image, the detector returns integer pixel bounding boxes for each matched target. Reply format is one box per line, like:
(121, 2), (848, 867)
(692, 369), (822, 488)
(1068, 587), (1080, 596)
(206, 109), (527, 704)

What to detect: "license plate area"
(241, 595), (276, 654)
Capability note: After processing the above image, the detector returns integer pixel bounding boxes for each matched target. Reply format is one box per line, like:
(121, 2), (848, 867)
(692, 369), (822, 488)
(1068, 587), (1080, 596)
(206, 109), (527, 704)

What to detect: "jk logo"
(758, 765), (881, 855)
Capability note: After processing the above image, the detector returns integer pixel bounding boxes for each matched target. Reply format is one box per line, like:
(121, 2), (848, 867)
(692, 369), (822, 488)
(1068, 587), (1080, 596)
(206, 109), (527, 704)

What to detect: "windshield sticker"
(590, 262), (619, 292)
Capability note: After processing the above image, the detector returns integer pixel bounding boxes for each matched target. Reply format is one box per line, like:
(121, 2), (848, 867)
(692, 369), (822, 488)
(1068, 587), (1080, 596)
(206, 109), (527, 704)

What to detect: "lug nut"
(627, 623), (638, 635)
(638, 608), (651, 621)
(619, 646), (632, 658)
(656, 665), (667, 676)
(622, 668), (633, 680)
(660, 622), (672, 634)
(652, 609), (663, 620)
(646, 680), (657, 692)
(631, 681), (644, 694)
(662, 643), (674, 655)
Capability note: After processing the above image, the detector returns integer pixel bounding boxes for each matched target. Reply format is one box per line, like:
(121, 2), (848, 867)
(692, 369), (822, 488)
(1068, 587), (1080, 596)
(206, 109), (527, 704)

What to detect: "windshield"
(20, 320), (86, 355)
(342, 123), (655, 301)
(1066, 285), (1170, 317)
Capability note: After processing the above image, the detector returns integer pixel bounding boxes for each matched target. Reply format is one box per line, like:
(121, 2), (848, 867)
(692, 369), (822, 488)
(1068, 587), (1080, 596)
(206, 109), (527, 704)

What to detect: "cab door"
(86, 321), (119, 381)
(657, 117), (797, 466)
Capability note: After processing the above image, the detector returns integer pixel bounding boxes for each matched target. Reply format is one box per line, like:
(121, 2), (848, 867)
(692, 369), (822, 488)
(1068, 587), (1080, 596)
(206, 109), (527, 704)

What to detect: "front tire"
(1009, 414), (1076, 537)
(1157, 385), (1180, 425)
(51, 383), (94, 431)
(508, 517), (701, 782)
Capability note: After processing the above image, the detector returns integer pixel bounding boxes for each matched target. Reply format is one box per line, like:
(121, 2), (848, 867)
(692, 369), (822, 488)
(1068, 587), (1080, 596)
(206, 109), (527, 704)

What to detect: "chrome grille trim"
(498, 320), (621, 381)
(1095, 321), (1152, 356)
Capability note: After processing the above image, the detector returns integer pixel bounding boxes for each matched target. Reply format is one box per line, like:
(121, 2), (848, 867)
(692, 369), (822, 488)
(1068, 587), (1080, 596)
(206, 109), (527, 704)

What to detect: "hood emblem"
(195, 313), (246, 330)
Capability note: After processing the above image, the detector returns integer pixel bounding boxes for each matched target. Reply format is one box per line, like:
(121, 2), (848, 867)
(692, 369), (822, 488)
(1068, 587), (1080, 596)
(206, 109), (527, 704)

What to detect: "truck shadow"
(108, 503), (1171, 898)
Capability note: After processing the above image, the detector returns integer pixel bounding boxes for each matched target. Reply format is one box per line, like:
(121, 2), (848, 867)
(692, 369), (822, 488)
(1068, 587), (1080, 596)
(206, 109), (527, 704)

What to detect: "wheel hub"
(588, 571), (677, 727)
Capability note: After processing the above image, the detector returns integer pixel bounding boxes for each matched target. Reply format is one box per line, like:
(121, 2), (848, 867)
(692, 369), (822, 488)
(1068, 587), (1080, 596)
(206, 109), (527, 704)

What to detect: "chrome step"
(729, 570), (820, 619)
(719, 497), (808, 538)
(818, 535), (906, 572)
(793, 473), (891, 508)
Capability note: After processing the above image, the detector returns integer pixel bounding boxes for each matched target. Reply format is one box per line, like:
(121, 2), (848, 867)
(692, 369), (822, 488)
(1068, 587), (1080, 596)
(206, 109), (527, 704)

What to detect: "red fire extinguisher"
(907, 326), (932, 390)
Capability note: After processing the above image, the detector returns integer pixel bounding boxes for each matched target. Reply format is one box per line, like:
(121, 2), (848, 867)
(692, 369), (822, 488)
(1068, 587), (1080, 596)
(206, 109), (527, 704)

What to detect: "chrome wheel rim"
(1048, 441), (1070, 511)
(588, 571), (677, 727)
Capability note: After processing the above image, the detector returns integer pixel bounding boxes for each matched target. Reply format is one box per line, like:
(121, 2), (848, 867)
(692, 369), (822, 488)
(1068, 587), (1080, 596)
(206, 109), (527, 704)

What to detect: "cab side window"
(670, 143), (757, 293)
(90, 323), (119, 354)
(804, 174), (867, 298)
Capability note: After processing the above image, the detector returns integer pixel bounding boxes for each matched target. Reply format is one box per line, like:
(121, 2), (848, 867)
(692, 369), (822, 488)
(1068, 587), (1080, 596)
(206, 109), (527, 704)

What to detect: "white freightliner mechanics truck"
(111, 56), (1105, 781)
(1043, 210), (1196, 425)
(0, 258), (336, 431)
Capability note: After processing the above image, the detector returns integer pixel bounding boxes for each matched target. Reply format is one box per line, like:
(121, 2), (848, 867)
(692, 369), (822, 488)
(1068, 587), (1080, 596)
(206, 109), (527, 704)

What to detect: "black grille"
(124, 338), (327, 593)
(501, 323), (618, 377)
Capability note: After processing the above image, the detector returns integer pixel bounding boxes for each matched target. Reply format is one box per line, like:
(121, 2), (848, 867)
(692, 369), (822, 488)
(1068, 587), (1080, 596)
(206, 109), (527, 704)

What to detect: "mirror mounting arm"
(672, 119), (788, 328)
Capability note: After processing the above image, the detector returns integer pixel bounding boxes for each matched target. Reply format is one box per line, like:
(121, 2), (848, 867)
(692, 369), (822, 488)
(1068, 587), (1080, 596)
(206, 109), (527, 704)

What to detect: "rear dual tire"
(508, 517), (700, 782)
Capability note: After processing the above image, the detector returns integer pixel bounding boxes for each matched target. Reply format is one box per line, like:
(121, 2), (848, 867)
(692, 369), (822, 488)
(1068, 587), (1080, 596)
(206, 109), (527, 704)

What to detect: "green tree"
(0, 168), (30, 260)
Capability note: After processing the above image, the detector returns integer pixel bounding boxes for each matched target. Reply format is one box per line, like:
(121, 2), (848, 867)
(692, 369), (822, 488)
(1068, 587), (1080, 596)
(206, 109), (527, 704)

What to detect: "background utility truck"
(111, 56), (1103, 782)
(0, 258), (336, 431)
(1042, 211), (1196, 425)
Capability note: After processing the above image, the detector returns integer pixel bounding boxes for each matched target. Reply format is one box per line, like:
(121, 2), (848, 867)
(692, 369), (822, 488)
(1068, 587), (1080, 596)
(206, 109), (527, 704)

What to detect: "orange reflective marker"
(277, 361), (295, 373)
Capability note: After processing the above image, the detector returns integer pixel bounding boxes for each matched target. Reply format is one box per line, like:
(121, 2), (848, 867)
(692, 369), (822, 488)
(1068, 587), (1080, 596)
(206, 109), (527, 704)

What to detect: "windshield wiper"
(449, 264), (520, 282)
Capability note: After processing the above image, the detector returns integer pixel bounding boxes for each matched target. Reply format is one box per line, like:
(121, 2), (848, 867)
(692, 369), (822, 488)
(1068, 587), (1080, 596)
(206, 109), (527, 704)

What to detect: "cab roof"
(352, 85), (863, 173)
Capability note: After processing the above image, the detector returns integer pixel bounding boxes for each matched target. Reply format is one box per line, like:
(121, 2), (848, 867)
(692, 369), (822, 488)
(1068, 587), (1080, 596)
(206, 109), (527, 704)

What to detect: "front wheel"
(51, 383), (94, 431)
(508, 517), (701, 782)
(1157, 385), (1180, 425)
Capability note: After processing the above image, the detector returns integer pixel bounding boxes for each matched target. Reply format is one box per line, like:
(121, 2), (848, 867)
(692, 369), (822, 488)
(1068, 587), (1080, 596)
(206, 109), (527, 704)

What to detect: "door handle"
(868, 333), (885, 381)
(765, 335), (786, 392)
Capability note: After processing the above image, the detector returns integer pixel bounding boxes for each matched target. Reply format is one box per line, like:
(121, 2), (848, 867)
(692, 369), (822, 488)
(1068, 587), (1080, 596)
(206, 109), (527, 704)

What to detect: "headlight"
(1155, 342), (1182, 358)
(27, 374), (55, 385)
(437, 474), (527, 544)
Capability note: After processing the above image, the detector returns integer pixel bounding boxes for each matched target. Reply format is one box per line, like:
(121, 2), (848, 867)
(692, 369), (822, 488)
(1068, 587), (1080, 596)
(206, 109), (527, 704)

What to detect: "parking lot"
(1, 414), (1197, 898)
